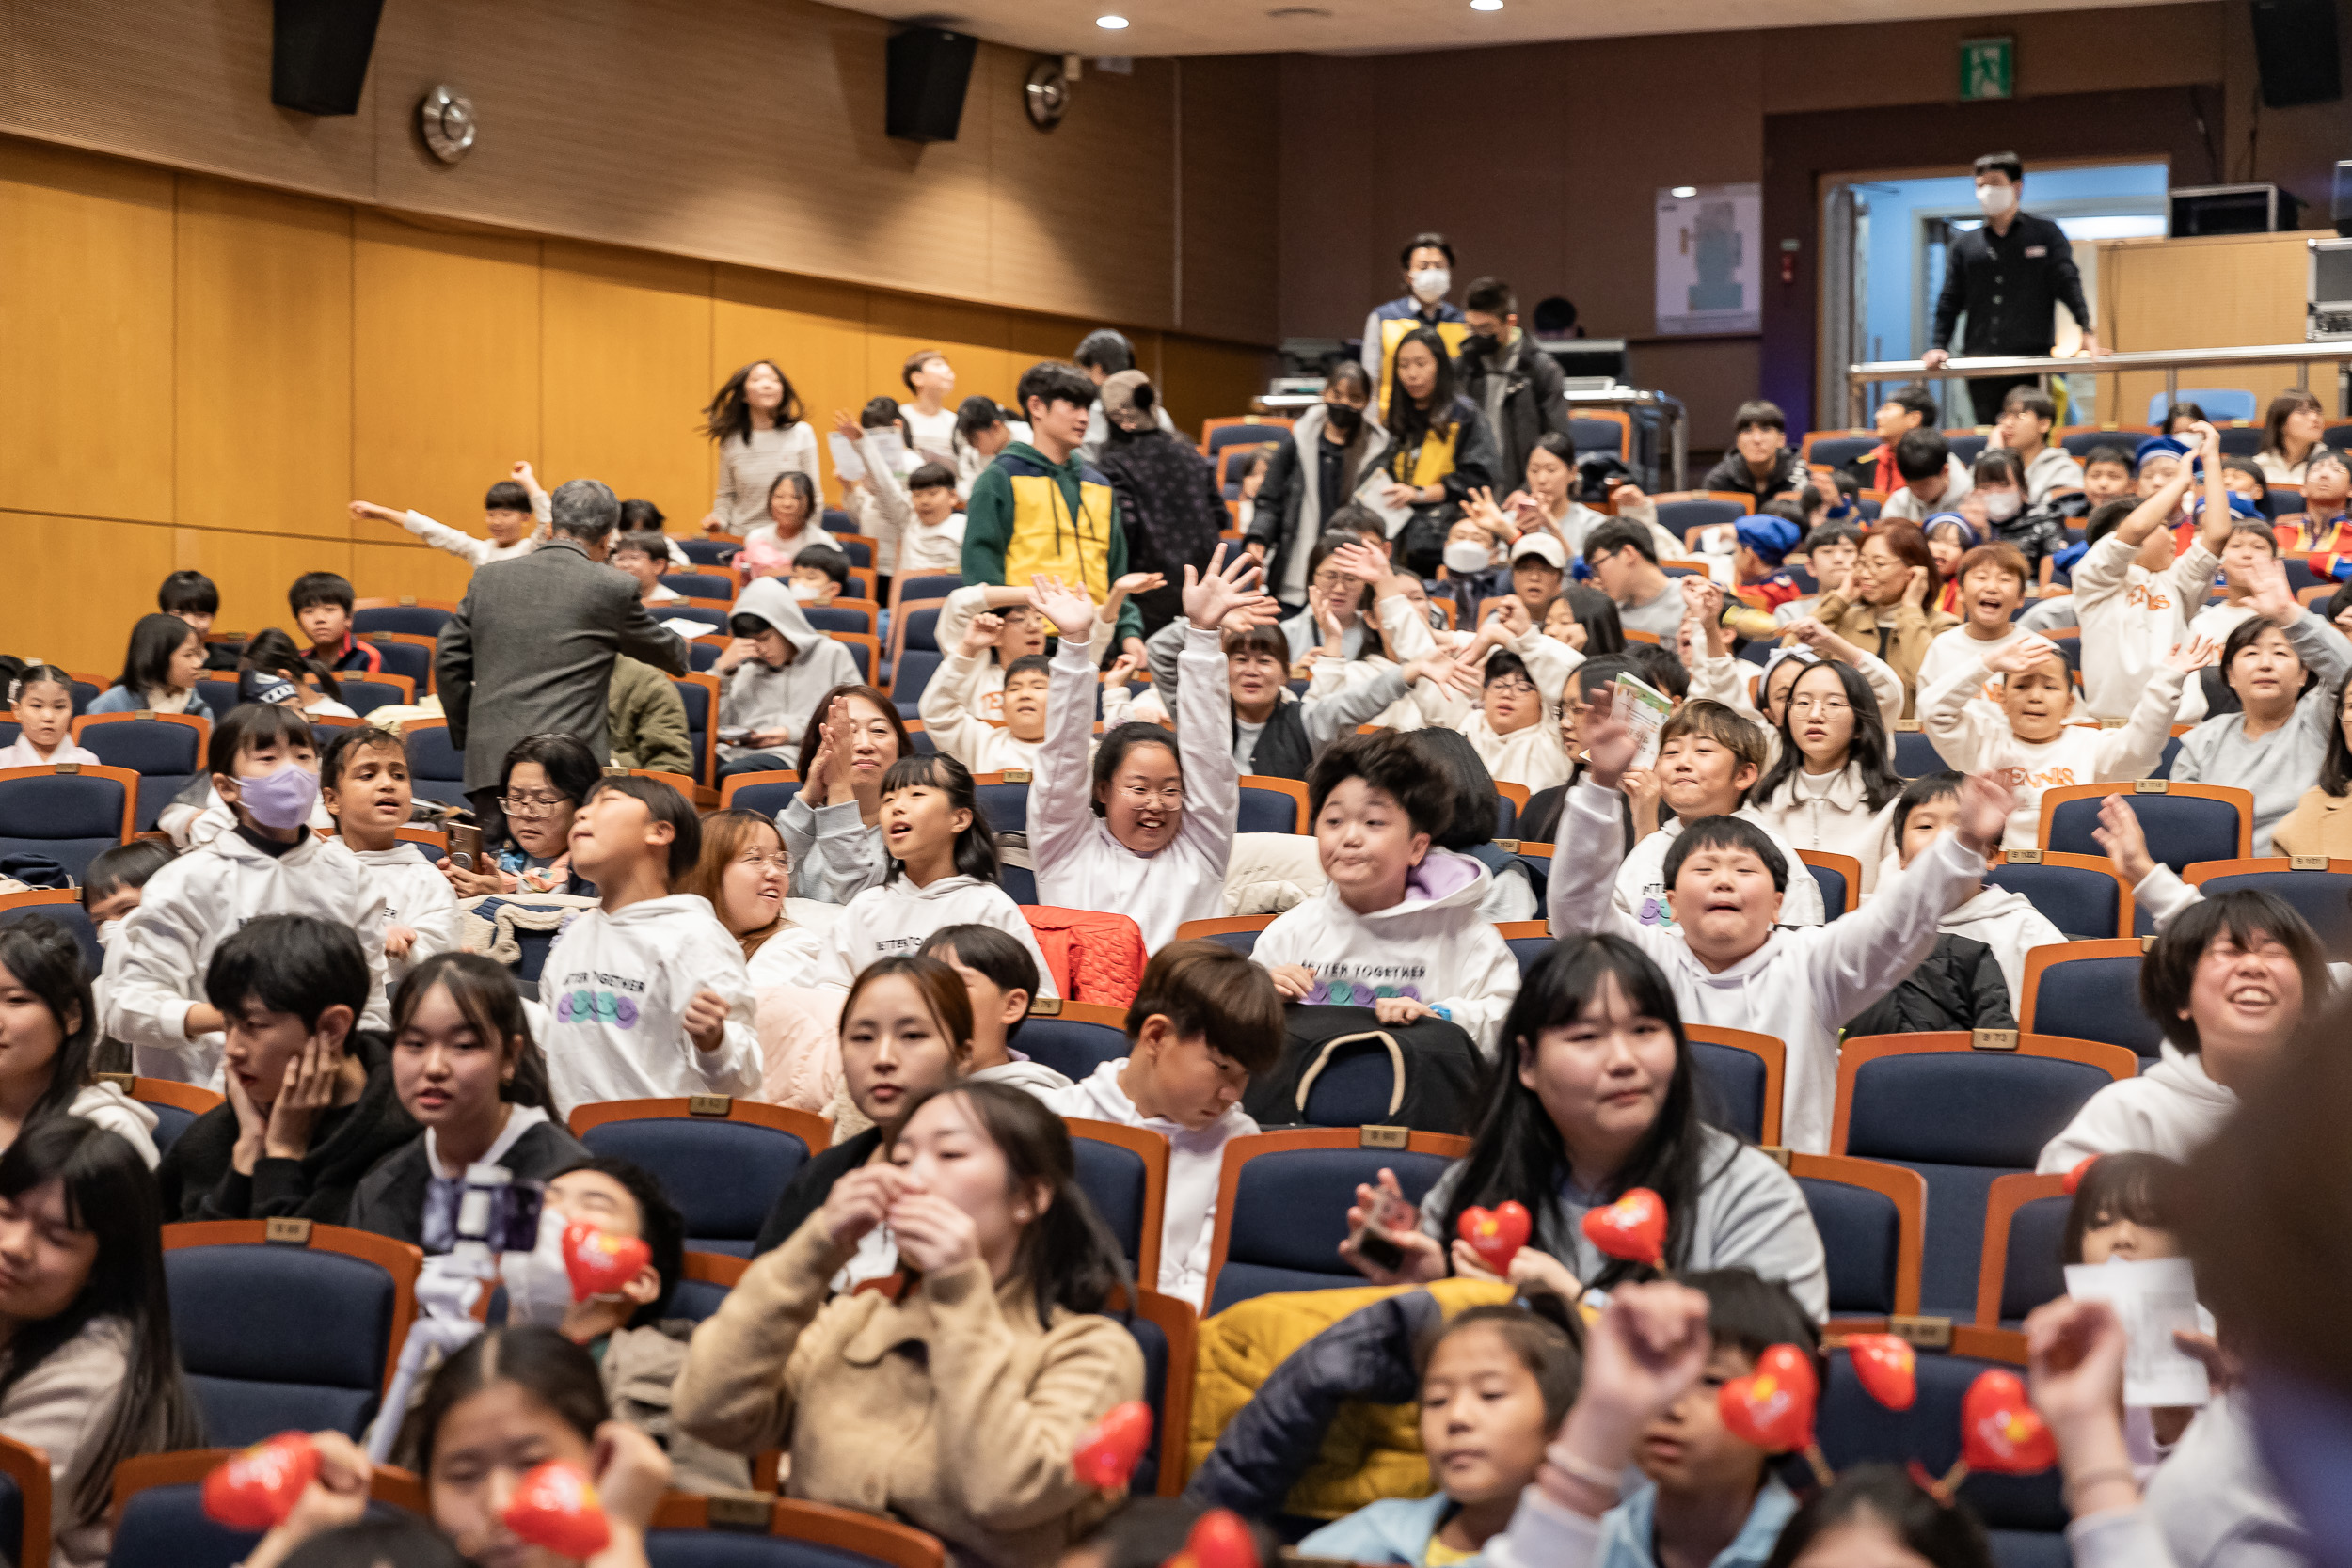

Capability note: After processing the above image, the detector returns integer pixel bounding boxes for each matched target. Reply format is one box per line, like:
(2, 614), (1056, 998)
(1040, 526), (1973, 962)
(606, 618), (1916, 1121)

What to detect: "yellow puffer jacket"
(1187, 1278), (1516, 1519)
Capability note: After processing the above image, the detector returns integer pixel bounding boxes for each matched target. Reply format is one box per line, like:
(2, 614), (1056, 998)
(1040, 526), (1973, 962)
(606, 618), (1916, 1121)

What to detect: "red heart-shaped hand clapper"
(564, 1220), (653, 1302)
(1581, 1187), (1667, 1266)
(1456, 1201), (1533, 1272)
(502, 1461), (612, 1558)
(1961, 1370), (2058, 1474)
(202, 1432), (320, 1530)
(1716, 1344), (1819, 1453)
(1180, 1508), (1261, 1568)
(1072, 1401), (1155, 1489)
(2063, 1155), (2098, 1196)
(1847, 1334), (1918, 1411)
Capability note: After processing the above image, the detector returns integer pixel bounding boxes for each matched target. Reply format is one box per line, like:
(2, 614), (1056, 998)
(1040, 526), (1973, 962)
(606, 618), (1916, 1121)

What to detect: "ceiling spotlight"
(1097, 13), (1129, 26)
(1671, 185), (1698, 198)
(1470, 0), (1503, 9)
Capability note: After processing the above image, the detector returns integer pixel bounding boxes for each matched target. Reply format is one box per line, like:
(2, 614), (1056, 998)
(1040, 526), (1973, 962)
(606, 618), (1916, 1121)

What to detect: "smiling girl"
(682, 810), (824, 991)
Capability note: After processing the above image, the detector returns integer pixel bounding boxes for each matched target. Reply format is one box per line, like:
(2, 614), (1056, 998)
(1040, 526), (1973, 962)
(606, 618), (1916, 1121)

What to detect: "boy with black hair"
(1458, 275), (1571, 493)
(963, 360), (1146, 658)
(318, 725), (460, 983)
(1994, 387), (2085, 502)
(1699, 401), (1807, 508)
(1841, 381), (1941, 495)
(919, 924), (1071, 1095)
(104, 705), (389, 1088)
(922, 620), (1059, 773)
(288, 571), (382, 675)
(1775, 522), (1866, 626)
(952, 394), (1026, 495)
(1044, 939), (1285, 1307)
(1872, 770), (2062, 1006)
(1554, 699), (2010, 1153)
(81, 840), (175, 931)
(1254, 730), (1520, 1055)
(712, 576), (859, 774)
(156, 913), (415, 1224)
(1074, 329), (1178, 464)
(1879, 427), (1972, 522)
(157, 570), (244, 671)
(788, 544), (850, 607)
(2079, 444), (2134, 507)
(1611, 699), (1825, 931)
(608, 531), (682, 607)
(886, 462), (968, 576)
(349, 459), (551, 570)
(1584, 518), (1683, 641)
(541, 775), (760, 1110)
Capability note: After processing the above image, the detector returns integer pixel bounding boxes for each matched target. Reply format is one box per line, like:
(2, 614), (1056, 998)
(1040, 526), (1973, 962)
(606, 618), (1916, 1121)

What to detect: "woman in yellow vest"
(1380, 326), (1498, 577)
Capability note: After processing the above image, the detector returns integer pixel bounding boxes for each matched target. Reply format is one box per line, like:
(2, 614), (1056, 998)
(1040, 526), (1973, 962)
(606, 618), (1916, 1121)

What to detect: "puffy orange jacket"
(1019, 905), (1148, 1008)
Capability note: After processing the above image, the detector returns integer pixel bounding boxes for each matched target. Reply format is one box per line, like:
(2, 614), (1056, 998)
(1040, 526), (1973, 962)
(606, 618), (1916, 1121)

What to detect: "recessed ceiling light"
(1470, 0), (1503, 9)
(1097, 13), (1129, 26)
(1671, 185), (1698, 198)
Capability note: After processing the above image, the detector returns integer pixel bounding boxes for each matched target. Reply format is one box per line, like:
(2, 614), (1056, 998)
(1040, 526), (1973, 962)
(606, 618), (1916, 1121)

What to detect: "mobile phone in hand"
(1350, 1182), (1416, 1273)
(449, 821), (484, 872)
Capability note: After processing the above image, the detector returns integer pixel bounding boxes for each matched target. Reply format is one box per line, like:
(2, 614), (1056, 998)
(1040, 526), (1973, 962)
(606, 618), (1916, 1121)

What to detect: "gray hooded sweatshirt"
(720, 578), (861, 766)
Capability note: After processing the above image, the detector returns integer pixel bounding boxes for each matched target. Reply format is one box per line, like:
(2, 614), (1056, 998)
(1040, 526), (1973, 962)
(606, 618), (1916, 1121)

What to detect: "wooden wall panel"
(0, 513), (177, 673)
(1159, 336), (1277, 446)
(0, 140), (175, 524)
(1176, 55), (1280, 346)
(172, 527), (349, 650)
(2093, 231), (2326, 424)
(352, 214), (542, 541)
(174, 178), (354, 539)
(541, 241), (715, 521)
(351, 539), (476, 607)
(712, 267), (871, 504)
(864, 294), (1016, 426)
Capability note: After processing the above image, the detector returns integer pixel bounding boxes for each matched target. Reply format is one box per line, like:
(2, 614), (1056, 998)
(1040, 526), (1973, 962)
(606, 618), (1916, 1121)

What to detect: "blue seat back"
(352, 605), (451, 637)
(890, 650), (943, 716)
(677, 538), (739, 568)
(724, 779), (803, 820)
(822, 508), (856, 534)
(669, 677), (714, 783)
(580, 1115), (815, 1257)
(402, 724), (469, 808)
(2060, 428), (2141, 458)
(196, 677), (240, 717)
(111, 1486), (413, 1568)
(2026, 953), (2159, 1056)
(1298, 1038), (1408, 1129)
(1819, 1349), (2066, 1538)
(69, 680), (99, 716)
(898, 606), (944, 656)
(1997, 1193), (2074, 1326)
(1794, 1174), (1905, 1318)
(1986, 862), (2120, 939)
(1207, 421), (1286, 454)
(975, 781), (1029, 832)
(2046, 793), (2240, 872)
(1506, 934), (1553, 981)
(364, 636), (434, 689)
(166, 1242), (399, 1443)
(690, 640), (723, 673)
(1690, 1038), (1768, 1144)
(803, 605), (873, 637)
(0, 773), (128, 883)
(1209, 1147), (1454, 1314)
(147, 1099), (201, 1153)
(667, 1269), (734, 1325)
(661, 573), (734, 600)
(1191, 925), (1261, 958)
(0, 722), (12, 749)
(1946, 433), (1989, 466)
(1566, 417), (1629, 459)
(1806, 435), (1879, 469)
(1656, 499), (1747, 536)
(830, 536), (874, 570)
(338, 677), (408, 716)
(1000, 862), (1037, 904)
(1805, 859), (1851, 919)
(896, 574), (964, 606)
(837, 639), (872, 684)
(77, 718), (201, 833)
(1892, 730), (1946, 778)
(1120, 1312), (1172, 1496)
(1492, 793), (1517, 837)
(662, 605), (730, 638)
(2197, 868), (2352, 958)
(1235, 787), (1301, 835)
(1018, 1014), (1129, 1082)
(1069, 1134), (1151, 1275)
(2146, 388), (2256, 423)
(1843, 1052), (2116, 1317)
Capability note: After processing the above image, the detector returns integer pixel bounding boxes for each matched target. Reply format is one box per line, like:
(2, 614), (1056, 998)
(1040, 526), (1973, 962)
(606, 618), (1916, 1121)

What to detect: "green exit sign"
(1961, 36), (2013, 101)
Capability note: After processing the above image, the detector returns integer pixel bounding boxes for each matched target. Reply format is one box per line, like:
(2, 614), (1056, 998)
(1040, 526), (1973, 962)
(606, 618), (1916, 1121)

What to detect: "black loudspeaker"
(2249, 0), (2342, 108)
(271, 0), (387, 117)
(886, 27), (978, 142)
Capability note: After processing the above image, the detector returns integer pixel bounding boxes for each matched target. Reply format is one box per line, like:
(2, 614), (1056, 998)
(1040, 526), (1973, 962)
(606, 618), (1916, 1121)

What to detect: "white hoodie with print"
(1043, 1060), (1257, 1309)
(1249, 848), (1520, 1058)
(537, 893), (761, 1114)
(351, 845), (461, 986)
(718, 578), (861, 766)
(2069, 529), (2218, 721)
(818, 874), (1059, 995)
(102, 829), (389, 1089)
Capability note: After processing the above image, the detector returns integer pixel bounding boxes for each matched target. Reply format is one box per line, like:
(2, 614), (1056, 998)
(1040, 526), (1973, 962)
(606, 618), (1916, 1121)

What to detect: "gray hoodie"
(720, 578), (861, 765)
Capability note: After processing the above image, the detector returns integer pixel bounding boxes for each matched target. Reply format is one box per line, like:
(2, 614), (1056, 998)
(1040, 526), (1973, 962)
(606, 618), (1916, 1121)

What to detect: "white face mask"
(1982, 491), (2023, 522)
(787, 579), (822, 602)
(1408, 267), (1451, 304)
(1976, 182), (2014, 217)
(97, 918), (123, 951)
(1443, 539), (1494, 575)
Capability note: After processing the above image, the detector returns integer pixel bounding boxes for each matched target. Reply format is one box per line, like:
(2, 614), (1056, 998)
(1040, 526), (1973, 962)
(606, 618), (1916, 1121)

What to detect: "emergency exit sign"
(1961, 36), (2013, 100)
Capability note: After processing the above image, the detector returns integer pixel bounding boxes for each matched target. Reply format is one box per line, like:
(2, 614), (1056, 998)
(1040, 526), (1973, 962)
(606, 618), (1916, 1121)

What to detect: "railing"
(1255, 386), (1692, 491)
(1844, 343), (2352, 427)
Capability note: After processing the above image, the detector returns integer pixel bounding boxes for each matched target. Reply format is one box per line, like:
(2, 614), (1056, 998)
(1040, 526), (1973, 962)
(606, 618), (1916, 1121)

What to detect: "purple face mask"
(238, 763), (320, 831)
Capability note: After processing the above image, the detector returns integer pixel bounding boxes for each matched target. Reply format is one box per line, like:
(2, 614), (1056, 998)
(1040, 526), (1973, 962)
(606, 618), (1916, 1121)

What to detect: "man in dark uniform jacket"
(1923, 150), (2105, 425)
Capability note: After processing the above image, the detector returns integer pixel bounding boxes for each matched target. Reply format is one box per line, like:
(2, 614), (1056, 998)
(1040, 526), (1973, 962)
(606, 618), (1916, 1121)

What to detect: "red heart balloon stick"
(1179, 1508), (1261, 1568)
(1847, 1334), (1918, 1411)
(202, 1432), (320, 1530)
(2063, 1155), (2098, 1196)
(1716, 1344), (1820, 1453)
(502, 1461), (612, 1558)
(1456, 1201), (1534, 1272)
(1581, 1188), (1667, 1267)
(1960, 1370), (2058, 1474)
(1072, 1400), (1155, 1489)
(564, 1221), (653, 1301)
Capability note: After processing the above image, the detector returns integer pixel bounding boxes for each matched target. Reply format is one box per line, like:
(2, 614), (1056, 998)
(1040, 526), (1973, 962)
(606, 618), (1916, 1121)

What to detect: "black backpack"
(1242, 1005), (1487, 1136)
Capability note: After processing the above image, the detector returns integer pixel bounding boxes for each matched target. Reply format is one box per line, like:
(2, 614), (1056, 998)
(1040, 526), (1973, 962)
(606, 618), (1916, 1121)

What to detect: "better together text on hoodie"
(719, 578), (861, 767)
(538, 893), (762, 1114)
(820, 875), (1060, 996)
(1249, 847), (1520, 1058)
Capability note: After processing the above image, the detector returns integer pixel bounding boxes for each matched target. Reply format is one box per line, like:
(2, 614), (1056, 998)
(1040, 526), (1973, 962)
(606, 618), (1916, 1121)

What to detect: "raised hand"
(1902, 563), (1931, 609)
(1579, 693), (1639, 790)
(1025, 573), (1099, 641)
(1486, 595), (1532, 641)
(348, 500), (403, 528)
(1338, 1168), (1445, 1285)
(1984, 633), (2060, 677)
(1103, 653), (1139, 689)
(2164, 634), (2223, 674)
(2091, 793), (2156, 887)
(1184, 544), (1270, 632)
(1111, 571), (1167, 598)
(821, 1164), (910, 1247)
(1330, 541), (1391, 586)
(831, 409), (863, 443)
(2240, 556), (2298, 623)
(1402, 652), (1478, 700)
(959, 613), (1005, 657)
(1543, 1280), (1715, 1507)
(1953, 771), (2014, 855)
(2023, 1296), (2137, 1517)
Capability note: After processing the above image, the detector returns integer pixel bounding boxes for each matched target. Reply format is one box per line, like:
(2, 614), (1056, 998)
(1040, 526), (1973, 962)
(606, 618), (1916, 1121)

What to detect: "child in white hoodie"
(318, 726), (458, 989)
(537, 776), (761, 1115)
(0, 664), (99, 769)
(918, 924), (1073, 1098)
(1551, 695), (2009, 1154)
(1612, 701), (1827, 932)
(103, 705), (389, 1089)
(1043, 939), (1285, 1307)
(1253, 731), (1520, 1057)
(917, 623), (1057, 776)
(713, 577), (861, 776)
(2070, 425), (2231, 721)
(1031, 550), (1263, 953)
(820, 753), (1057, 994)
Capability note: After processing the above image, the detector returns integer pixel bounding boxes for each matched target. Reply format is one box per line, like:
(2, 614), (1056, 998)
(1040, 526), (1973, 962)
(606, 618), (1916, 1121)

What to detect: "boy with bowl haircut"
(918, 924), (1072, 1096)
(1255, 730), (1520, 1057)
(1610, 701), (1824, 932)
(1044, 940), (1283, 1307)
(1551, 693), (2009, 1154)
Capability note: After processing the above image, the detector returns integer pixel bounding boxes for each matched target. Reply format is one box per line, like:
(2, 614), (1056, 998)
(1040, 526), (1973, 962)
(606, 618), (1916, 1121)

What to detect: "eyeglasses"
(1486, 677), (1538, 698)
(1118, 782), (1186, 806)
(1787, 696), (1851, 716)
(501, 792), (570, 817)
(735, 850), (789, 872)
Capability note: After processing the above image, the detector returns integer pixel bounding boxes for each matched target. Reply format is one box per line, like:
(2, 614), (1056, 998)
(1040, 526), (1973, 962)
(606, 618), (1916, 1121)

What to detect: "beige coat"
(1802, 593), (1960, 718)
(674, 1214), (1144, 1568)
(2270, 787), (2352, 861)
(0, 1317), (132, 1568)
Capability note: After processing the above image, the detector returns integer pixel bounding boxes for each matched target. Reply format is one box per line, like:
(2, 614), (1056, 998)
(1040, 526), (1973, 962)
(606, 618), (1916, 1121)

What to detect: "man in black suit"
(1923, 150), (2105, 426)
(436, 478), (690, 832)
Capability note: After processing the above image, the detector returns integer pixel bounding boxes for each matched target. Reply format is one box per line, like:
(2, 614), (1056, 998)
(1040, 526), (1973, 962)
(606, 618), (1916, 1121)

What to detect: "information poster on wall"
(1656, 182), (1761, 335)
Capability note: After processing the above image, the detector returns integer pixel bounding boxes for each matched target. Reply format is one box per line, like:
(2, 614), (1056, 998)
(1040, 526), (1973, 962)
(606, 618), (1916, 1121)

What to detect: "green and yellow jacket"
(961, 441), (1144, 648)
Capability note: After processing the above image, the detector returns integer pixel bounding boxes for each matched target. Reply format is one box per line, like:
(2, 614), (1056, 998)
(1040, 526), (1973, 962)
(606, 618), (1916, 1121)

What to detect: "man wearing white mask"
(1360, 231), (1470, 412)
(1922, 151), (2104, 425)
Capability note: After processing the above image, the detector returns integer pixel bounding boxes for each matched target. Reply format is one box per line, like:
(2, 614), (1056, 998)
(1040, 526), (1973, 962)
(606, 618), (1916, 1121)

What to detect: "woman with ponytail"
(677, 1079), (1142, 1568)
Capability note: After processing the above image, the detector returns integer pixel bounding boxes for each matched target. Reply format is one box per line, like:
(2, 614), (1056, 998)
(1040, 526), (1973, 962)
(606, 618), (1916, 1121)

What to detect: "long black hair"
(1384, 325), (1462, 448)
(879, 752), (1001, 883)
(0, 917), (98, 1129)
(115, 613), (200, 699)
(1761, 1465), (1994, 1568)
(701, 359), (803, 444)
(1405, 729), (1501, 852)
(2320, 671), (2352, 799)
(413, 1325), (606, 1478)
(1444, 935), (1728, 1291)
(390, 953), (553, 1111)
(1752, 657), (1902, 813)
(0, 1119), (202, 1528)
(885, 1081), (1125, 1325)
